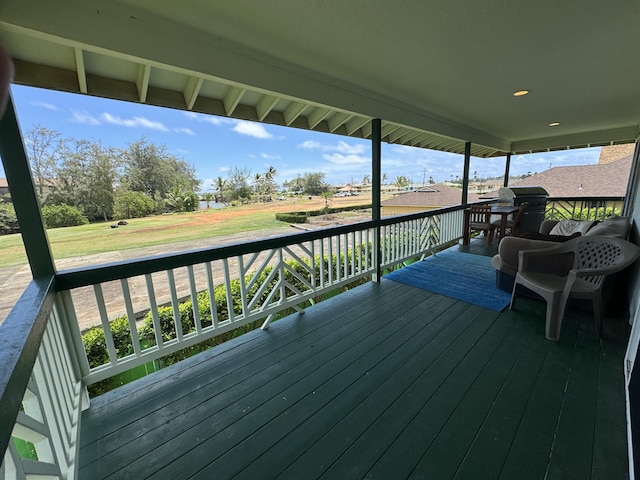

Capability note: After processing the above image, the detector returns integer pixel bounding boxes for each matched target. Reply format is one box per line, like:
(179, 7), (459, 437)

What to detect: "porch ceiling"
(0, 0), (639, 157)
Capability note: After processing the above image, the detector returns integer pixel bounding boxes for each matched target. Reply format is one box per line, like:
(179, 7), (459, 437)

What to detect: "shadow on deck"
(78, 248), (629, 479)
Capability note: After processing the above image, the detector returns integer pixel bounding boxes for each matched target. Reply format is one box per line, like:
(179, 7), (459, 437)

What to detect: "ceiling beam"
(327, 112), (352, 133)
(256, 95), (278, 121)
(136, 64), (150, 103)
(223, 86), (245, 116)
(73, 47), (87, 93)
(307, 107), (331, 129)
(183, 76), (203, 110)
(283, 101), (306, 126)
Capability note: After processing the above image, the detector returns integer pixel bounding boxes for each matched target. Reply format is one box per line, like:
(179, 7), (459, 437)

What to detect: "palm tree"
(265, 166), (277, 180)
(394, 175), (409, 190)
(254, 173), (263, 195)
(215, 176), (226, 203)
(202, 192), (214, 209)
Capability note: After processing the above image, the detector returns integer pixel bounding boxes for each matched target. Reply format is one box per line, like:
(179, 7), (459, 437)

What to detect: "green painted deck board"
(83, 281), (418, 475)
(497, 303), (582, 479)
(267, 301), (492, 480)
(208, 297), (468, 479)
(78, 274), (629, 480)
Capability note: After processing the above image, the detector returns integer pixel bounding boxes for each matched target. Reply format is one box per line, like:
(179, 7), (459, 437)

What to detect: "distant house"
(508, 153), (632, 214)
(509, 155), (632, 198)
(0, 177), (56, 198)
(381, 184), (481, 216)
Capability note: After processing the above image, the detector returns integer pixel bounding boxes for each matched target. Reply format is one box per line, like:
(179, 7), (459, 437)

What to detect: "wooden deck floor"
(78, 262), (629, 479)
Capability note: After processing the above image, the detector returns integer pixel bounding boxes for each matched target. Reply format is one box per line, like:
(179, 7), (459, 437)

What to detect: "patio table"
(463, 204), (520, 245)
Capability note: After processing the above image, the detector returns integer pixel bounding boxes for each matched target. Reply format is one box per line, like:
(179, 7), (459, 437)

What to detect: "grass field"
(0, 195), (372, 269)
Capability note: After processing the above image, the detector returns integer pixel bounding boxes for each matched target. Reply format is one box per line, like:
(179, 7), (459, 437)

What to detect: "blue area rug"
(385, 249), (511, 311)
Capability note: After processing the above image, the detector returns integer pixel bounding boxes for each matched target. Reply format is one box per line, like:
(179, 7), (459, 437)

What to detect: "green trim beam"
(372, 118), (382, 281)
(461, 142), (471, 205)
(0, 94), (55, 278)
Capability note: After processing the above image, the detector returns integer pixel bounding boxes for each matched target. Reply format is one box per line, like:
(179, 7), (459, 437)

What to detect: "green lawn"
(0, 207), (290, 268)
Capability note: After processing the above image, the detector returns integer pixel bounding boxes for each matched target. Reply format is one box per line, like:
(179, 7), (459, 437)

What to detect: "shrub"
(275, 212), (308, 223)
(113, 190), (155, 219)
(41, 204), (89, 228)
(83, 315), (133, 368)
(0, 203), (19, 234)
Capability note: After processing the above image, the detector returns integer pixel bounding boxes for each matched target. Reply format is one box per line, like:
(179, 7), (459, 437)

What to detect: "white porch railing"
(55, 207), (465, 387)
(1, 285), (85, 480)
(380, 207), (465, 269)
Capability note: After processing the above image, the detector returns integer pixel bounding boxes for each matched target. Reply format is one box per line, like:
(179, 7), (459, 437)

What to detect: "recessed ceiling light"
(513, 90), (530, 97)
(549, 122), (560, 127)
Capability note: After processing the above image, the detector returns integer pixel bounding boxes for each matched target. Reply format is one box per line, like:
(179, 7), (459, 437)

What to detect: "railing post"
(623, 139), (640, 217)
(504, 152), (512, 187)
(461, 142), (471, 206)
(371, 118), (382, 282)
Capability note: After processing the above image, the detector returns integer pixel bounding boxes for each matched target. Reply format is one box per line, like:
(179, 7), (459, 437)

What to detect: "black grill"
(498, 186), (548, 233)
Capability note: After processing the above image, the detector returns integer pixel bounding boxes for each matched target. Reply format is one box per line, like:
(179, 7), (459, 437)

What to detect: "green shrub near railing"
(83, 247), (373, 396)
(545, 205), (622, 221)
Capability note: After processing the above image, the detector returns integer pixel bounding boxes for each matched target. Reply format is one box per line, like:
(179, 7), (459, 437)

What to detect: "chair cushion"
(584, 216), (631, 238)
(549, 219), (595, 236)
(517, 231), (581, 242)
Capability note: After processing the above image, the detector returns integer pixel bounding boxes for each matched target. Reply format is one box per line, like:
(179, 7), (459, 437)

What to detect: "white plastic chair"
(510, 235), (640, 341)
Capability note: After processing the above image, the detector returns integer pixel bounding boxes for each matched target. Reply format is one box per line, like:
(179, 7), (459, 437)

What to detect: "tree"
(262, 166), (278, 196)
(120, 137), (200, 203)
(253, 173), (263, 195)
(362, 174), (370, 185)
(165, 182), (199, 212)
(215, 177), (227, 203)
(25, 125), (64, 199)
(381, 173), (388, 185)
(321, 192), (333, 219)
(302, 171), (328, 196)
(83, 141), (120, 221)
(201, 192), (214, 209)
(113, 190), (155, 219)
(282, 175), (305, 194)
(224, 167), (252, 202)
(45, 139), (119, 221)
(394, 175), (409, 190)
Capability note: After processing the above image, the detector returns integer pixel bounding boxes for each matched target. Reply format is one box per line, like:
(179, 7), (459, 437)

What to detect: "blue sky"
(5, 85), (601, 191)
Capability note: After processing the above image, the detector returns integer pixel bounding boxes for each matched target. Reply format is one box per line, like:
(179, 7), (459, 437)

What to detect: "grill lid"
(498, 186), (548, 201)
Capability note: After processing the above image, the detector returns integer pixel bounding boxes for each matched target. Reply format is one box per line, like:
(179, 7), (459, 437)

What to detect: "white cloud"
(232, 121), (274, 139)
(261, 153), (281, 160)
(335, 141), (366, 154)
(324, 153), (369, 165)
(30, 101), (58, 110)
(174, 127), (195, 136)
(184, 111), (232, 126)
(298, 140), (323, 150)
(70, 110), (100, 125)
(298, 139), (367, 154)
(100, 113), (170, 131)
